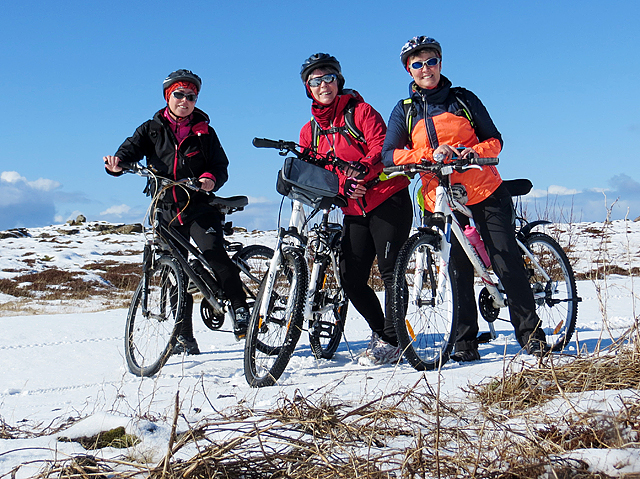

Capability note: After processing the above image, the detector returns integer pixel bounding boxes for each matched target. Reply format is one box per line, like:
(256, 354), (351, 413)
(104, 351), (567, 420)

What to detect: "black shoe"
(233, 307), (250, 340)
(450, 348), (481, 362)
(525, 340), (551, 357)
(172, 335), (200, 355)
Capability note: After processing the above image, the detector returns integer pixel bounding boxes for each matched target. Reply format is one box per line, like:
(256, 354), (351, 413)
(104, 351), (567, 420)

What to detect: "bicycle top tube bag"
(276, 156), (340, 209)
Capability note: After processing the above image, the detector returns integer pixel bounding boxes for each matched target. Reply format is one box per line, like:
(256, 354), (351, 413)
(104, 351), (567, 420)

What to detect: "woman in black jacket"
(104, 69), (249, 355)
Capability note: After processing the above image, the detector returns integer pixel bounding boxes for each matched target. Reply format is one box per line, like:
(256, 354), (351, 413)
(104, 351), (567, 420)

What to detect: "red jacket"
(299, 91), (409, 216)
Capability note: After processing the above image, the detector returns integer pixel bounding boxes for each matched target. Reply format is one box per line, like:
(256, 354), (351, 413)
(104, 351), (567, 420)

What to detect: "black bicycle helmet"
(300, 53), (345, 89)
(162, 69), (202, 97)
(400, 37), (442, 69)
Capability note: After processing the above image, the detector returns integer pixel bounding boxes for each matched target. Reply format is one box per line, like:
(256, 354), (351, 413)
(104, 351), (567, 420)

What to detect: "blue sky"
(1, 0), (638, 231)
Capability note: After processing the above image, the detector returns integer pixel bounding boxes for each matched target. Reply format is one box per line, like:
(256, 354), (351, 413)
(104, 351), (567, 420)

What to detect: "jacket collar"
(410, 75), (453, 104)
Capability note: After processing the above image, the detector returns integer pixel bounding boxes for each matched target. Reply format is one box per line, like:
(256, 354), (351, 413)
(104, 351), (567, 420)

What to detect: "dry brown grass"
(10, 364), (638, 479)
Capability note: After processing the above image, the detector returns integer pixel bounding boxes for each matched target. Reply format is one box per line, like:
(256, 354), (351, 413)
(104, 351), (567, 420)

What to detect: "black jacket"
(109, 107), (229, 222)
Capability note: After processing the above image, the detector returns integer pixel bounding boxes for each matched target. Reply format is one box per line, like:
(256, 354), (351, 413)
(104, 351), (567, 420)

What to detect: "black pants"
(173, 209), (247, 338)
(451, 183), (542, 349)
(340, 188), (413, 346)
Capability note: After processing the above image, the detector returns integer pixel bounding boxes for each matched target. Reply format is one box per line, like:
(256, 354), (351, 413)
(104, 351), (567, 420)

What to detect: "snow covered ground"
(0, 219), (639, 477)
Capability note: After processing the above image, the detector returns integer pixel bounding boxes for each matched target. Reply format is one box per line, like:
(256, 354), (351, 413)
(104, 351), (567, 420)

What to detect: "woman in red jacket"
(299, 53), (413, 365)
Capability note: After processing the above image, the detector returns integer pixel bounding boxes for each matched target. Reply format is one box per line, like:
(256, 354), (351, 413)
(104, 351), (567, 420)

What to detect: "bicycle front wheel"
(125, 255), (186, 377)
(244, 247), (307, 387)
(392, 232), (458, 370)
(308, 255), (348, 360)
(522, 232), (578, 351)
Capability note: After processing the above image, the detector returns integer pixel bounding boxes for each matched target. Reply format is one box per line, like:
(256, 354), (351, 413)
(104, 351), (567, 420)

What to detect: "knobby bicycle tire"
(244, 247), (307, 387)
(522, 232), (578, 351)
(234, 244), (275, 308)
(125, 255), (186, 377)
(308, 254), (348, 360)
(391, 231), (459, 370)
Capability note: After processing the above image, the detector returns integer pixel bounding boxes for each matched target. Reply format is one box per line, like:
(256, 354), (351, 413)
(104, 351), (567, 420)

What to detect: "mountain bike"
(243, 138), (354, 388)
(383, 156), (580, 370)
(118, 162), (274, 377)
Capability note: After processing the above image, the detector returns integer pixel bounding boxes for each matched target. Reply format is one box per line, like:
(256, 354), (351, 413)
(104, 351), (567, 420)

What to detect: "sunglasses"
(410, 57), (441, 70)
(172, 91), (198, 102)
(307, 73), (337, 88)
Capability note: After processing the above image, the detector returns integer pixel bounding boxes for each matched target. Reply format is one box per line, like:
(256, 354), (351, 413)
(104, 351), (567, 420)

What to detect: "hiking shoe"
(172, 335), (200, 355)
(358, 337), (401, 366)
(525, 340), (551, 357)
(450, 348), (481, 362)
(233, 307), (250, 340)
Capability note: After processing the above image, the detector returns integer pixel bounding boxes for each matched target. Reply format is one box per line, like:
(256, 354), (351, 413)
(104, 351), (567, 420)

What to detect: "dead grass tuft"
(472, 345), (640, 412)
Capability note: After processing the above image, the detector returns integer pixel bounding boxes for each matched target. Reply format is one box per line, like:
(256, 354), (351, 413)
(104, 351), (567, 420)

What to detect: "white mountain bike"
(383, 156), (580, 370)
(243, 138), (357, 387)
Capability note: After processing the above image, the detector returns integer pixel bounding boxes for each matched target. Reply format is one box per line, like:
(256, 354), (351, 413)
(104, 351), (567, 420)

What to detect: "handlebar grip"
(118, 161), (139, 171)
(382, 165), (410, 174)
(252, 137), (281, 149)
(470, 157), (499, 166)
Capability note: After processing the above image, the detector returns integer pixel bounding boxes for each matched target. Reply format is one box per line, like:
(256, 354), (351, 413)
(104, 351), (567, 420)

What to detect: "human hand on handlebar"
(199, 177), (216, 192)
(343, 178), (366, 199)
(431, 145), (478, 164)
(340, 161), (368, 180)
(103, 155), (123, 173)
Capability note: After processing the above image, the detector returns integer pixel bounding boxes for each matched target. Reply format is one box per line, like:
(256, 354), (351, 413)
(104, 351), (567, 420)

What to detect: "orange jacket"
(381, 77), (502, 211)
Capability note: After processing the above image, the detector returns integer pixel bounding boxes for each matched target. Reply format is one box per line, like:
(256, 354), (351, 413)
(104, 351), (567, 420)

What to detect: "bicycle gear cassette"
(201, 299), (225, 330)
(478, 287), (500, 323)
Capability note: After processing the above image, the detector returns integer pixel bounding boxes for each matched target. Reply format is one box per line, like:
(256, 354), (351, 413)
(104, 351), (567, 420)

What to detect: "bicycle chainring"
(478, 287), (500, 323)
(201, 299), (225, 330)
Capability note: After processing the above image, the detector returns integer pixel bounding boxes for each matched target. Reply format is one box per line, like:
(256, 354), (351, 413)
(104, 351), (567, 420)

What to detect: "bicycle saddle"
(209, 196), (249, 208)
(503, 179), (532, 198)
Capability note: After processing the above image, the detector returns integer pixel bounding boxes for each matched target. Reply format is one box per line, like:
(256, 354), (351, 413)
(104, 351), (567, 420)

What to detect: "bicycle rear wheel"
(308, 255), (348, 360)
(125, 255), (186, 377)
(522, 232), (578, 351)
(244, 247), (307, 387)
(234, 244), (275, 309)
(392, 231), (458, 370)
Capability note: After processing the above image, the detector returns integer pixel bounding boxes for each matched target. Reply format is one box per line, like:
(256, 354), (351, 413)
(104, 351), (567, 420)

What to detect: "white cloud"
(1, 171), (25, 183)
(100, 204), (131, 216)
(547, 185), (580, 196)
(247, 196), (273, 205)
(28, 178), (61, 191)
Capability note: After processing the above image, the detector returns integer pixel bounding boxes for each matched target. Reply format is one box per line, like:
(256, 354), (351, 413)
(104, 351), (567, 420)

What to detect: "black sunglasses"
(307, 73), (337, 88)
(410, 57), (441, 70)
(172, 91), (198, 102)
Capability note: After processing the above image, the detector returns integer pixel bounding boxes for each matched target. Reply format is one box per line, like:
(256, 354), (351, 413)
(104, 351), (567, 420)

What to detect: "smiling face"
(167, 87), (197, 118)
(408, 50), (442, 90)
(307, 68), (339, 105)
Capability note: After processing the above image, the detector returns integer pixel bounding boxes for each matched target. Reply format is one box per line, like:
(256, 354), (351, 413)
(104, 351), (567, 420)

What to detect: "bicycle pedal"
(187, 281), (198, 294)
(311, 320), (336, 338)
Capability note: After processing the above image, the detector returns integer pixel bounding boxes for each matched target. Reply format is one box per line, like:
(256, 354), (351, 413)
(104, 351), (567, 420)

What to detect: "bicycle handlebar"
(118, 161), (205, 192)
(252, 137), (366, 178)
(383, 156), (499, 176)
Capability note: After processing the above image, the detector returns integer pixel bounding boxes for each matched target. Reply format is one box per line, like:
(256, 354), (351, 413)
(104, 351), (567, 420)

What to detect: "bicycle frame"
(258, 199), (344, 328)
(407, 162), (561, 340)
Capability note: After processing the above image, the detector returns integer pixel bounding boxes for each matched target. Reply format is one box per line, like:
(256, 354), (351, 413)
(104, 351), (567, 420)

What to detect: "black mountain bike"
(119, 162), (273, 377)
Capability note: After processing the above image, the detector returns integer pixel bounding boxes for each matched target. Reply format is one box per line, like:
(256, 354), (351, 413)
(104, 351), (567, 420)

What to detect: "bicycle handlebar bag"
(276, 156), (340, 209)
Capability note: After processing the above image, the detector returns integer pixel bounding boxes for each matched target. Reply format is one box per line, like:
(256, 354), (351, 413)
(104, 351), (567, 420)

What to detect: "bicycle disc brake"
(478, 287), (500, 323)
(201, 299), (225, 330)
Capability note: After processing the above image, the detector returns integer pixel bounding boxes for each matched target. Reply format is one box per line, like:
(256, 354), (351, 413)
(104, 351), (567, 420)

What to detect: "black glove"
(343, 178), (359, 197)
